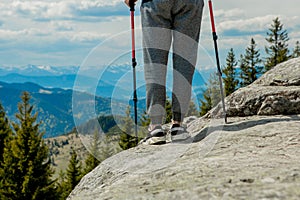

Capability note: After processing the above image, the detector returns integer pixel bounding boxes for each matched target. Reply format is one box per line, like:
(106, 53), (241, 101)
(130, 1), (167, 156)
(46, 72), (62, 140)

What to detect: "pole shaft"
(130, 1), (139, 144)
(208, 0), (227, 123)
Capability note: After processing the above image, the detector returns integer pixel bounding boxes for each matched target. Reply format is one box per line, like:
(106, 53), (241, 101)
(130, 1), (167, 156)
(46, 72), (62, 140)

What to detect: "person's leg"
(171, 0), (204, 123)
(141, 0), (173, 126)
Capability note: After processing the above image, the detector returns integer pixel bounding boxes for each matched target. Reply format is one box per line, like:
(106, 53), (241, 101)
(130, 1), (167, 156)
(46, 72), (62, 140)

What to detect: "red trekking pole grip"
(208, 0), (216, 33)
(129, 0), (136, 63)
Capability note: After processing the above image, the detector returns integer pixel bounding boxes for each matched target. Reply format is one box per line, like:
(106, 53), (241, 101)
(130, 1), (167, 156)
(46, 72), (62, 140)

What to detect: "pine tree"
(200, 89), (212, 116)
(240, 38), (262, 87)
(58, 148), (83, 199)
(0, 103), (12, 168)
(265, 17), (290, 71)
(222, 48), (239, 96)
(98, 135), (115, 162)
(84, 130), (101, 174)
(292, 41), (300, 58)
(0, 92), (57, 200)
(200, 73), (221, 116)
(66, 148), (83, 190)
(239, 54), (249, 87)
(56, 170), (67, 200)
(119, 106), (136, 150)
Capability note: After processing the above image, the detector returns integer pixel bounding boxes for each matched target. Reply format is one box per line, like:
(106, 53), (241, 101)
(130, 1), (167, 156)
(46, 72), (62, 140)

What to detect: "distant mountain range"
(0, 81), (130, 138)
(0, 64), (209, 100)
(0, 64), (210, 137)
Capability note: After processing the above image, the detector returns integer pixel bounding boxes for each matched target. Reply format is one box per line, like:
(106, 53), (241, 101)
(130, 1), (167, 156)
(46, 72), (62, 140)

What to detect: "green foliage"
(265, 17), (290, 71)
(118, 106), (137, 150)
(84, 131), (116, 175)
(97, 115), (117, 133)
(56, 170), (67, 200)
(240, 38), (263, 87)
(66, 149), (83, 189)
(140, 111), (151, 127)
(0, 102), (12, 168)
(59, 148), (83, 199)
(200, 89), (212, 116)
(165, 98), (172, 124)
(292, 41), (300, 58)
(200, 73), (221, 116)
(84, 131), (101, 174)
(0, 92), (57, 200)
(222, 48), (239, 96)
(97, 135), (116, 162)
(119, 132), (136, 150)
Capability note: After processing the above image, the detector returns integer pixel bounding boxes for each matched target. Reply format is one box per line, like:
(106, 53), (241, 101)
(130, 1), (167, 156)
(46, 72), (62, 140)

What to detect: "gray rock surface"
(211, 57), (300, 117)
(68, 58), (300, 200)
(68, 115), (300, 200)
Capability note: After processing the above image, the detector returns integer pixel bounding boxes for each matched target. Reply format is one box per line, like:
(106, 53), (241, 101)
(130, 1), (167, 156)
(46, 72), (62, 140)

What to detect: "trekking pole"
(208, 0), (227, 124)
(129, 0), (139, 144)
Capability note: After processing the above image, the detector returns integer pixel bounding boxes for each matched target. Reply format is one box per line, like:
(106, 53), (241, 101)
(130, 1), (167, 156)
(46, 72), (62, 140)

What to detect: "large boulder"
(211, 58), (300, 117)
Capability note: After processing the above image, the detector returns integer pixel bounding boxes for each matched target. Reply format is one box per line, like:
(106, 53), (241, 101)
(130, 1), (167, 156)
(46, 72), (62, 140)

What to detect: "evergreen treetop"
(265, 17), (289, 71)
(240, 38), (262, 87)
(222, 48), (239, 96)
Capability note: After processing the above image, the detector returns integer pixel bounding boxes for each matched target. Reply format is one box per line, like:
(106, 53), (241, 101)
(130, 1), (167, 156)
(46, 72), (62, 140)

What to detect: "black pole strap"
(129, 0), (135, 11)
(212, 32), (222, 76)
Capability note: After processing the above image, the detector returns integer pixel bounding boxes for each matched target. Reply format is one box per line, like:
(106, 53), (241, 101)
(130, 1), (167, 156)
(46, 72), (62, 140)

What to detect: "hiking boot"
(139, 125), (166, 145)
(170, 124), (191, 142)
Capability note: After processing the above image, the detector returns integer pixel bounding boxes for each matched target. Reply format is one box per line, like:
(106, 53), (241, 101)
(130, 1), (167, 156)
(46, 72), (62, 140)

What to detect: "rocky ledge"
(212, 57), (300, 117)
(68, 58), (300, 200)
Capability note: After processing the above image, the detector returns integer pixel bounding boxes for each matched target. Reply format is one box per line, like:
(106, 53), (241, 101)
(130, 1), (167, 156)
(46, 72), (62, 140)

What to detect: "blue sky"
(0, 0), (299, 69)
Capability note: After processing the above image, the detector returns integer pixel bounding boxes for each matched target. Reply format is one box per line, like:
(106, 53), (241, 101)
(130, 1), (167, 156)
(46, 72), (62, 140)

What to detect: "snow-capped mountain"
(0, 64), (79, 76)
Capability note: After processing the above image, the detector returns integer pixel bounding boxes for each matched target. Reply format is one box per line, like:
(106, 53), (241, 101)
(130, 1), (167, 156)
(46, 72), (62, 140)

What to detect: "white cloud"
(0, 28), (50, 41)
(219, 15), (277, 35)
(70, 31), (108, 43)
(51, 21), (74, 31)
(3, 0), (127, 21)
(0, 0), (300, 66)
(214, 8), (246, 20)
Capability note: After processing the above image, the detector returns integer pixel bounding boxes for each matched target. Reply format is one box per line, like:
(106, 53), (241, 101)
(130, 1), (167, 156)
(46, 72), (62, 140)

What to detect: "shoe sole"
(141, 136), (166, 145)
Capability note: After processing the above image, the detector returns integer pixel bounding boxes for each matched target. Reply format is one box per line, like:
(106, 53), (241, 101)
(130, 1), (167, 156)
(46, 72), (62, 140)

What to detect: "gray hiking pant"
(141, 0), (204, 124)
